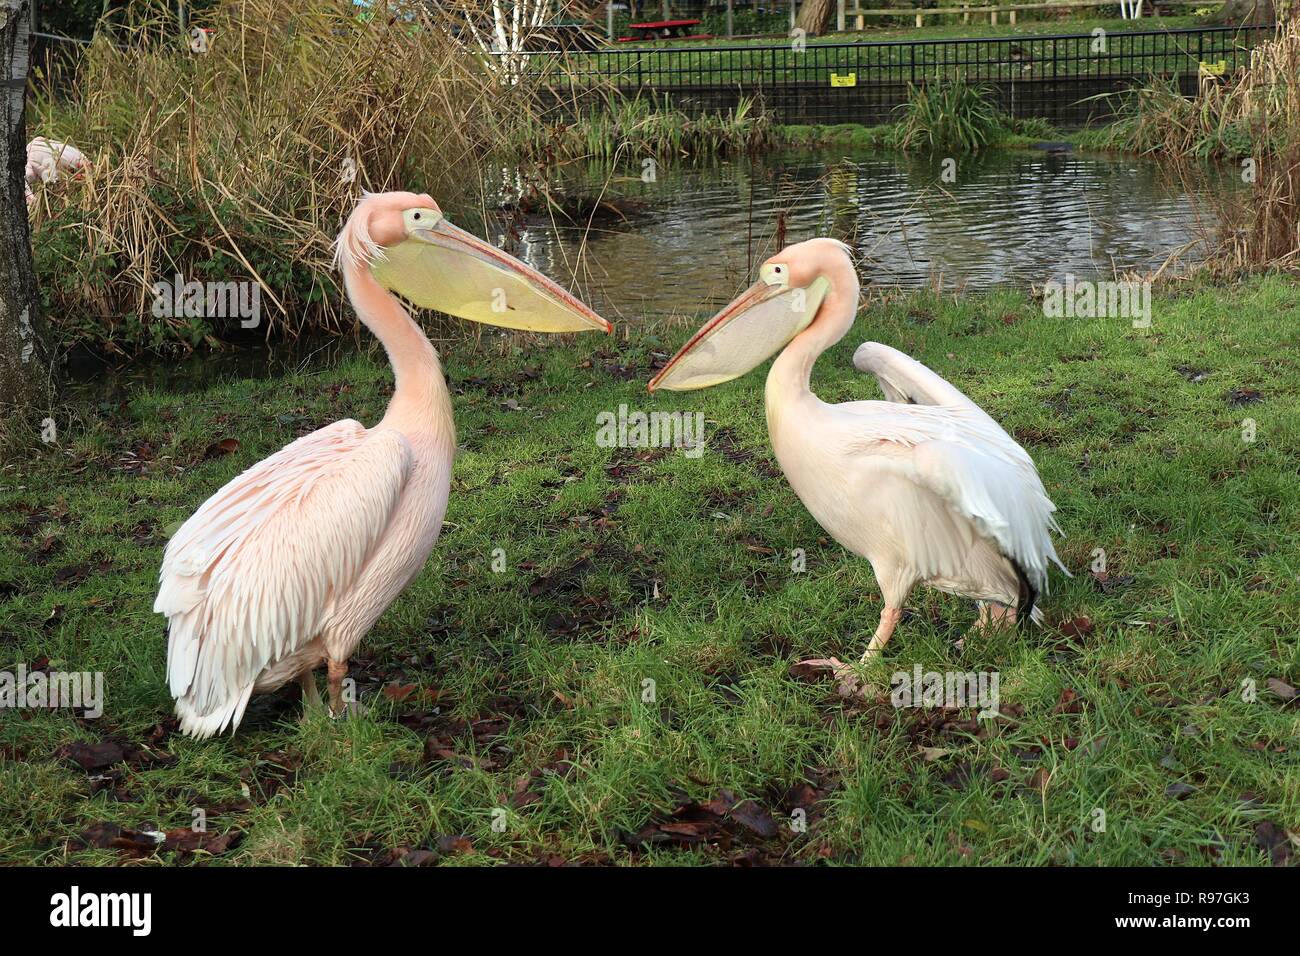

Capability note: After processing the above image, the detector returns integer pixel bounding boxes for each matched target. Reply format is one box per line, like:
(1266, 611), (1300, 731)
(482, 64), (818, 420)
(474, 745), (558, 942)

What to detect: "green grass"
(780, 117), (1064, 149)
(509, 92), (775, 161)
(1, 277), (1298, 866)
(541, 17), (1240, 87)
(625, 16), (1203, 49)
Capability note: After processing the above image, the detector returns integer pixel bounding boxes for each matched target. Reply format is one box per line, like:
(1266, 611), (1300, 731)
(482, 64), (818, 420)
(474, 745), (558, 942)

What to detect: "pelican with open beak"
(650, 238), (1066, 691)
(368, 203), (610, 333)
(157, 191), (609, 737)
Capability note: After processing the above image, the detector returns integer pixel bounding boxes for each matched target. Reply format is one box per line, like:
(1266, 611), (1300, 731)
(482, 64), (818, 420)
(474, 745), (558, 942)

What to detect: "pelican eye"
(761, 262), (790, 287)
(406, 208), (443, 233)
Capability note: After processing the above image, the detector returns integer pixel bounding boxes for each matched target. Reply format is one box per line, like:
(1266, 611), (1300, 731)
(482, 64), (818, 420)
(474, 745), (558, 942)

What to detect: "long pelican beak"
(647, 276), (829, 392)
(372, 216), (611, 334)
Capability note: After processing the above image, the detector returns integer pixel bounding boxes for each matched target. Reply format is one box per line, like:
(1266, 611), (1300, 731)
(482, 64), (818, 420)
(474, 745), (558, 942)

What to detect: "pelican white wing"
(837, 343), (1068, 606)
(155, 420), (412, 737)
(854, 341), (996, 415)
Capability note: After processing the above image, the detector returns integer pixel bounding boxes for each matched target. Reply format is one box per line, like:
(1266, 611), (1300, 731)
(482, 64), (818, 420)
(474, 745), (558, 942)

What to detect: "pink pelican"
(25, 137), (89, 207)
(648, 239), (1066, 684)
(155, 191), (610, 737)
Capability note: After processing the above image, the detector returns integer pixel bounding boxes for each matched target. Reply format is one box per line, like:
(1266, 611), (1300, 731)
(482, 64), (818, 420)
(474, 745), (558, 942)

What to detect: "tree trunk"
(0, 0), (51, 449)
(795, 0), (835, 35)
(1210, 0), (1276, 24)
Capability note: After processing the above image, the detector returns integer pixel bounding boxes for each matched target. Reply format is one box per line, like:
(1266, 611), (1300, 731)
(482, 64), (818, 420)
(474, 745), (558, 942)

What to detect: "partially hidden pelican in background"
(649, 238), (1067, 685)
(156, 191), (610, 737)
(25, 137), (89, 208)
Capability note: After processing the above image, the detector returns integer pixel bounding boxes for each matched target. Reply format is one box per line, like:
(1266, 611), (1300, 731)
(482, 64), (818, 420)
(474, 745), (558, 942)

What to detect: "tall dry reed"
(1103, 15), (1299, 272)
(30, 0), (532, 351)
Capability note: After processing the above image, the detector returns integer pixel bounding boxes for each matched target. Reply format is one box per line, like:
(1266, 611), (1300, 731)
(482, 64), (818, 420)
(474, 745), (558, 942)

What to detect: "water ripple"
(481, 148), (1240, 323)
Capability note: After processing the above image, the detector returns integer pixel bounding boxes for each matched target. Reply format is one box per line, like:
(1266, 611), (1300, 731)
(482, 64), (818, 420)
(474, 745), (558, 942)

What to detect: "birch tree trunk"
(454, 0), (551, 85)
(0, 0), (51, 448)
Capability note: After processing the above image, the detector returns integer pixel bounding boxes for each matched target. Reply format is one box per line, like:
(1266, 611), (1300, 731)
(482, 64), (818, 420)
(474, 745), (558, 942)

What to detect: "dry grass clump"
(1210, 17), (1300, 272)
(1100, 16), (1299, 273)
(30, 0), (531, 351)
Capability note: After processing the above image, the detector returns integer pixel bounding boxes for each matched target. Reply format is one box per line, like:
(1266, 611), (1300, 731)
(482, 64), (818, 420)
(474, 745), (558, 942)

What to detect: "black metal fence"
(527, 24), (1275, 127)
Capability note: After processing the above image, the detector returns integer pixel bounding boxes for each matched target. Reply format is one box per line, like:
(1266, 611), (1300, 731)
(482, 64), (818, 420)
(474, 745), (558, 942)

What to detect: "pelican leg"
(861, 606), (904, 661)
(299, 669), (324, 719)
(974, 601), (1017, 633)
(327, 659), (350, 718)
(806, 605), (904, 697)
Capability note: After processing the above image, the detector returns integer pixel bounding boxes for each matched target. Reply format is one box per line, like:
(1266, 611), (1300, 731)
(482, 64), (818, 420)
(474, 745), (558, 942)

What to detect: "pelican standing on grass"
(155, 191), (610, 737)
(648, 238), (1067, 687)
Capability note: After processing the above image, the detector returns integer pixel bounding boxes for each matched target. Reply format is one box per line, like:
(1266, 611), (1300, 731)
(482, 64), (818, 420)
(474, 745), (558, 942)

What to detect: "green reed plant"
(891, 76), (1002, 153)
(509, 93), (774, 164)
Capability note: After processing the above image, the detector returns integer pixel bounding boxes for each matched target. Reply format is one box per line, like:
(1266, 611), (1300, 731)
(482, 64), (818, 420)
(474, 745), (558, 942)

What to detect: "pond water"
(474, 147), (1244, 325)
(70, 146), (1244, 388)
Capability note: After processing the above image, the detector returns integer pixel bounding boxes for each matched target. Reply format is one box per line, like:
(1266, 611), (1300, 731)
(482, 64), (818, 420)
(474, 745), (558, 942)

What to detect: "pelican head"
(336, 191), (611, 334)
(647, 238), (854, 392)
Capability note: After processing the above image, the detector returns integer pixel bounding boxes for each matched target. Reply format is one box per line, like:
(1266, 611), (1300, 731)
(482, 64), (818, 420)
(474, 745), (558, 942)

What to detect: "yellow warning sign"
(830, 72), (857, 88)
(1198, 59), (1226, 76)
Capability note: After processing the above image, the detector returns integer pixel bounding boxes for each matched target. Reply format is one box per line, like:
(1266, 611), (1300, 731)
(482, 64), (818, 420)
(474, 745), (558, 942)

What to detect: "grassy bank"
(701, 16), (1203, 47)
(2, 279), (1297, 866)
(778, 78), (1062, 152)
(779, 119), (1065, 150)
(611, 11), (1201, 43)
(508, 93), (775, 162)
(540, 17), (1230, 86)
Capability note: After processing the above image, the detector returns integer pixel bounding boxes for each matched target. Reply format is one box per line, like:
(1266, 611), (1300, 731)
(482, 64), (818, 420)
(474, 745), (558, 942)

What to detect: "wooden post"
(727, 0), (734, 37)
(789, 0), (796, 32)
(915, 12), (922, 27)
(661, 0), (669, 21)
(1009, 9), (1016, 24)
(963, 4), (970, 23)
(836, 0), (845, 32)
(991, 11), (998, 24)
(607, 1), (615, 40)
